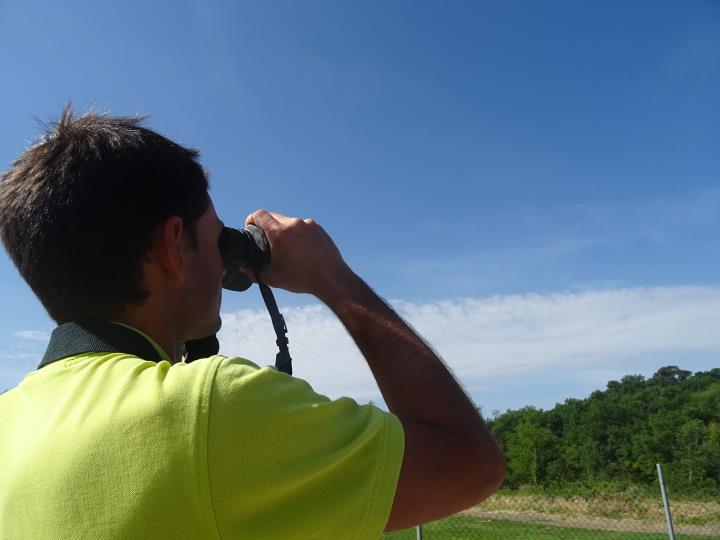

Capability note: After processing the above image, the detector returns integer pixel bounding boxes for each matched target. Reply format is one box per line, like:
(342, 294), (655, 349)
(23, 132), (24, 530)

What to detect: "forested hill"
(487, 366), (720, 495)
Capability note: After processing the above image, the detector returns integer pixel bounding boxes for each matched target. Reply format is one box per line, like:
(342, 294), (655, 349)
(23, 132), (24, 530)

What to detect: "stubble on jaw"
(189, 282), (223, 340)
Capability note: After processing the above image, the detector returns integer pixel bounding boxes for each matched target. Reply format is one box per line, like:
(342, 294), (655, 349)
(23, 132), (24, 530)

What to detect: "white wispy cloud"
(13, 330), (50, 342)
(3, 286), (718, 409)
(218, 285), (720, 408)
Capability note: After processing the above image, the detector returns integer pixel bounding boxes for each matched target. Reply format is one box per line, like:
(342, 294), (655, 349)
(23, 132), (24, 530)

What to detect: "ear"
(149, 216), (187, 285)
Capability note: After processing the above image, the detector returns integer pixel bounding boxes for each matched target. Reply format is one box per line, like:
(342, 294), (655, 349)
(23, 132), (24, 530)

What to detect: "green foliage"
(488, 366), (720, 496)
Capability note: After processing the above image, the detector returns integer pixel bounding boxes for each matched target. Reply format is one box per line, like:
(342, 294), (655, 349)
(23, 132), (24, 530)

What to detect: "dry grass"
(461, 492), (720, 537)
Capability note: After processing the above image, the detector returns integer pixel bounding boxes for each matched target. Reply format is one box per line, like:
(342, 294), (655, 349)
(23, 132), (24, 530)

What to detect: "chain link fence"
(383, 464), (720, 539)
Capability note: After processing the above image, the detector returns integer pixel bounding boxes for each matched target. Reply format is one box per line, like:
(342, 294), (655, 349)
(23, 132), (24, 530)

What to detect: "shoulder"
(205, 355), (403, 447)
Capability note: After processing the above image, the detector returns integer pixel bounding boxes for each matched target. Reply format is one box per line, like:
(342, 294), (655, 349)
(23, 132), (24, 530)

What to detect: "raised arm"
(243, 210), (506, 531)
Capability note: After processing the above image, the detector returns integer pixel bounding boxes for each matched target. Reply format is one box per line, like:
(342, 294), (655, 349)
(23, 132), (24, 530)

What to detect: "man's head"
(0, 105), (212, 324)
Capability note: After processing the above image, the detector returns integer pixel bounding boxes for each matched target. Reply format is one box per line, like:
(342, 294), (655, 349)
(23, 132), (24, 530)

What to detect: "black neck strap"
(257, 280), (293, 376)
(38, 321), (166, 369)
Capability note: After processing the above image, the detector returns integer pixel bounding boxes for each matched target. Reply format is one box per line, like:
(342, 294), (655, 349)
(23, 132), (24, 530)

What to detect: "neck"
(112, 307), (183, 364)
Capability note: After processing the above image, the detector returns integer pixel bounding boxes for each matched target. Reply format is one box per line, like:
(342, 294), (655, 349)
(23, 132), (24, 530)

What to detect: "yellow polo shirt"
(0, 332), (405, 539)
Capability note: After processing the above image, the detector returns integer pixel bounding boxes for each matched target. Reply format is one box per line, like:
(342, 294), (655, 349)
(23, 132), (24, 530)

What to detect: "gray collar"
(38, 321), (164, 369)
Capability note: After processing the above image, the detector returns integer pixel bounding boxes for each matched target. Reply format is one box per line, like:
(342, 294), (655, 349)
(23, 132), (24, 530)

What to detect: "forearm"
(318, 268), (487, 438)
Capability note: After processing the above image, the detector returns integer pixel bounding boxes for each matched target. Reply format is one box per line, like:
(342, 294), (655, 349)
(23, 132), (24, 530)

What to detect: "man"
(0, 106), (505, 538)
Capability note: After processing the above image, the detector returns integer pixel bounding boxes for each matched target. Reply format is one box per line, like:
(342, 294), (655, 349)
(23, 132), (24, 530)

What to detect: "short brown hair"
(0, 105), (211, 323)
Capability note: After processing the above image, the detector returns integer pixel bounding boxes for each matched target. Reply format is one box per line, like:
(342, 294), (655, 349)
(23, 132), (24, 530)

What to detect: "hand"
(241, 210), (354, 299)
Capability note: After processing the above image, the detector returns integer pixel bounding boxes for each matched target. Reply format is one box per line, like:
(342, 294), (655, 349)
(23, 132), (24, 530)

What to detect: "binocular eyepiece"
(218, 225), (271, 292)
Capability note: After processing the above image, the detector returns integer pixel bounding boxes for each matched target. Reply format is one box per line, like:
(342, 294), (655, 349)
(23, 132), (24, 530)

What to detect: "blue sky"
(1, 1), (719, 413)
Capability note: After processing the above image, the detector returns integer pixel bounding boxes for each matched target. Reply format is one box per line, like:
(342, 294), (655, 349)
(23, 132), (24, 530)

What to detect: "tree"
(504, 408), (557, 487)
(486, 365), (720, 495)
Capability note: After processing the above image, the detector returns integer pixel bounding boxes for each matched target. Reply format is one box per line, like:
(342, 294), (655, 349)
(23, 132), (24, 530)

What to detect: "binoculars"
(218, 225), (271, 291)
(216, 224), (292, 375)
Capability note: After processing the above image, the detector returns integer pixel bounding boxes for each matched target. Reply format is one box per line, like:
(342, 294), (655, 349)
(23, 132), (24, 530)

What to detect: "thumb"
(237, 264), (257, 283)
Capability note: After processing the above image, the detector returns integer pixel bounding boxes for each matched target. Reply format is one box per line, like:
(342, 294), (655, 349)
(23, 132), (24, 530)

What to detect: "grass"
(380, 490), (720, 538)
(382, 516), (719, 539)
(474, 490), (720, 526)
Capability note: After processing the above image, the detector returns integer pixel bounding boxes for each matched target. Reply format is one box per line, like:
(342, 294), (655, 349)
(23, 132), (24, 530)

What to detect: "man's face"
(181, 200), (226, 341)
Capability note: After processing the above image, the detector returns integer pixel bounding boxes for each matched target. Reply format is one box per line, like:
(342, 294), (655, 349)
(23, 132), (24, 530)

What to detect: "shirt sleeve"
(206, 356), (405, 540)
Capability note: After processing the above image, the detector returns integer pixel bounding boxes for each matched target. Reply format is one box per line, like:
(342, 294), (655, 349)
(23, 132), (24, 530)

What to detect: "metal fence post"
(416, 524), (423, 539)
(656, 463), (676, 540)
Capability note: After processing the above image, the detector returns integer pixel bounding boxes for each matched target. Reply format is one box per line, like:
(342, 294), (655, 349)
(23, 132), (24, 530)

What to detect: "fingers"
(246, 209), (317, 230)
(245, 209), (283, 230)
